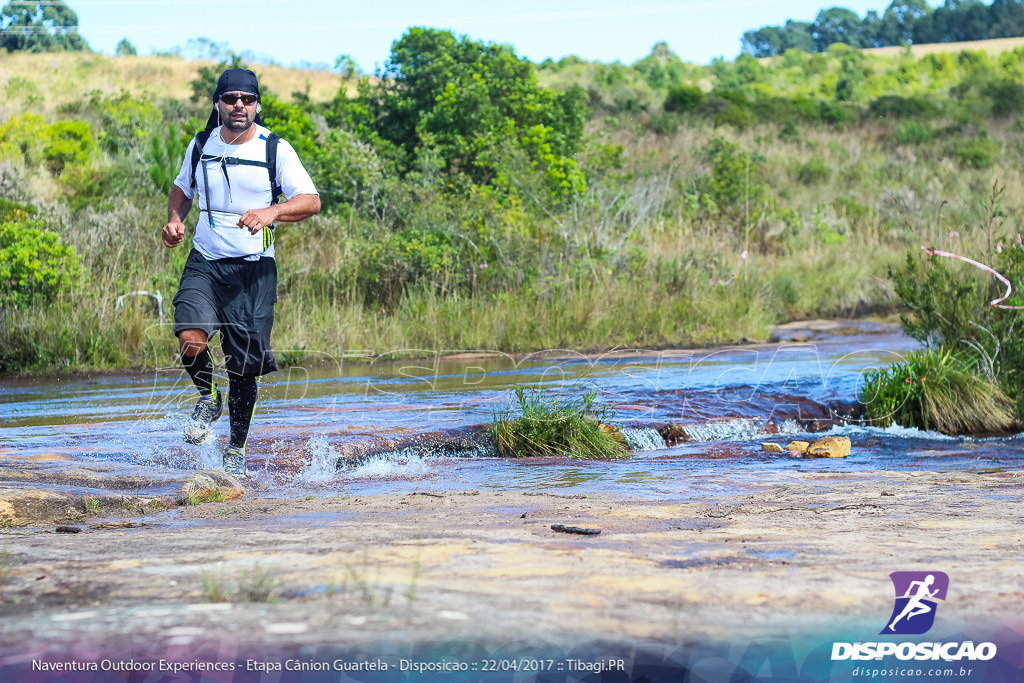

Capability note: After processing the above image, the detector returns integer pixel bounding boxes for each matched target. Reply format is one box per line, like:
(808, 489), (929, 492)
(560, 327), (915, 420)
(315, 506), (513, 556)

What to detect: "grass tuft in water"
(861, 348), (1016, 435)
(492, 387), (630, 459)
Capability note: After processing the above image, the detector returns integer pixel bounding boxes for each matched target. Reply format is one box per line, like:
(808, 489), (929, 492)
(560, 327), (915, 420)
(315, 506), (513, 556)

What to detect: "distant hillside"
(0, 52), (347, 115)
(863, 35), (1024, 57)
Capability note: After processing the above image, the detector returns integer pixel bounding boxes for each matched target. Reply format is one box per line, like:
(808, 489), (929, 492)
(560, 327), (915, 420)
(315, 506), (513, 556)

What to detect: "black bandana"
(213, 68), (261, 102)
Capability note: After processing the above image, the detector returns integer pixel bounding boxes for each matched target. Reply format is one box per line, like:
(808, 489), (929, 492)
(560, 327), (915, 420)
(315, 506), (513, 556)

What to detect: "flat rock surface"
(1, 468), (1022, 663)
(0, 457), (243, 523)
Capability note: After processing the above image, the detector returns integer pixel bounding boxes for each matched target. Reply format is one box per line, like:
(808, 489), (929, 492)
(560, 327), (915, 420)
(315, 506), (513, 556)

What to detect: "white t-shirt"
(173, 124), (318, 260)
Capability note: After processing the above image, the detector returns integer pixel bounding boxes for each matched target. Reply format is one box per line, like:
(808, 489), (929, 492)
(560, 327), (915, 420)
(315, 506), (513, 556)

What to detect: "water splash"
(295, 434), (340, 482)
(622, 427), (665, 451)
(826, 423), (957, 441)
(344, 449), (433, 478)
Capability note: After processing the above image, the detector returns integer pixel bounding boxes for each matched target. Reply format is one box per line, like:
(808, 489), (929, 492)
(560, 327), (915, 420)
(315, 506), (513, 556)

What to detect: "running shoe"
(183, 390), (223, 445)
(222, 445), (247, 476)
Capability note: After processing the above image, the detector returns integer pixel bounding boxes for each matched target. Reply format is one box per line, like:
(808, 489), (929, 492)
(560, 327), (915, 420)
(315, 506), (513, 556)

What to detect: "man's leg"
(172, 250), (223, 445)
(221, 373), (257, 475)
(178, 329), (223, 444)
(179, 329), (214, 396)
(228, 374), (259, 450)
(220, 257), (277, 475)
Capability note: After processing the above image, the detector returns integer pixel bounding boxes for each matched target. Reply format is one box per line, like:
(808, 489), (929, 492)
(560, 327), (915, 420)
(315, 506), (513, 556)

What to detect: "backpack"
(188, 129), (283, 207)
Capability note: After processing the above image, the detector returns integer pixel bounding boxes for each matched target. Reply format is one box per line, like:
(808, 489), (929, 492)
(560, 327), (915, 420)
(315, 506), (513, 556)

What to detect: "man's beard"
(220, 106), (254, 134)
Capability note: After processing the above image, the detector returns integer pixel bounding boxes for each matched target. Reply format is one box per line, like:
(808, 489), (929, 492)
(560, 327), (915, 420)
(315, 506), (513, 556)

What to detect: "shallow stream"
(3, 320), (1022, 501)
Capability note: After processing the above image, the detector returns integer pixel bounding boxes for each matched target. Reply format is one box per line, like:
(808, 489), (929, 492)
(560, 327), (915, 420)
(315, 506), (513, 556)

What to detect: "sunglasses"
(219, 93), (258, 106)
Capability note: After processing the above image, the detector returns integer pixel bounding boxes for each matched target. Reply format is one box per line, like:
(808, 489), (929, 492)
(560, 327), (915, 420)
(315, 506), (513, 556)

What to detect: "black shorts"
(172, 249), (279, 377)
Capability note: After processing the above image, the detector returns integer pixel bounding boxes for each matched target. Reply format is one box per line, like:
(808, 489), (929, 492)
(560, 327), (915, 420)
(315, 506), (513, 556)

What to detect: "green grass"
(179, 486), (226, 507)
(201, 564), (279, 603)
(200, 570), (229, 603)
(7, 50), (1024, 375)
(236, 565), (279, 603)
(861, 348), (1016, 435)
(328, 559), (393, 607)
(492, 387), (629, 459)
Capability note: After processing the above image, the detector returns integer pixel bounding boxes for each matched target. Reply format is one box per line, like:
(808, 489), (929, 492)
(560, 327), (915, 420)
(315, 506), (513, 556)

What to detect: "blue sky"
(72, 0), (895, 70)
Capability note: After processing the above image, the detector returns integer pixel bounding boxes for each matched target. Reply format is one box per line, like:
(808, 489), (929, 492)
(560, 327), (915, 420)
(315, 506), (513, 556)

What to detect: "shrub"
(952, 137), (1000, 169)
(889, 243), (1024, 416)
(752, 96), (821, 125)
(869, 95), (940, 119)
(778, 120), (800, 141)
(0, 197), (36, 223)
(797, 157), (830, 185)
(0, 220), (83, 306)
(42, 120), (95, 174)
(831, 197), (871, 229)
(894, 121), (937, 145)
(702, 138), (768, 216)
(492, 387), (629, 459)
(713, 102), (756, 129)
(664, 84), (704, 113)
(861, 348), (1015, 435)
(984, 80), (1024, 118)
(646, 112), (680, 135)
(818, 101), (856, 128)
(0, 113), (49, 167)
(360, 228), (462, 304)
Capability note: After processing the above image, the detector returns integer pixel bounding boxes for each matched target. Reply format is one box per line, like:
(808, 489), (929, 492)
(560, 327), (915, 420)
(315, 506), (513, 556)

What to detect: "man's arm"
(237, 194), (321, 235)
(162, 184), (194, 248)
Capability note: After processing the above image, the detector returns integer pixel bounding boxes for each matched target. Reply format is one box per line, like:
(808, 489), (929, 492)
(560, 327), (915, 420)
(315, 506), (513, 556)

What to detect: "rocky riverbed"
(1, 467), (1022, 680)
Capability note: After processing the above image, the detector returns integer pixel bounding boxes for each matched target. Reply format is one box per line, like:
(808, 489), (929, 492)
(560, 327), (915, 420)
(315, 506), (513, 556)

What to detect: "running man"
(161, 68), (320, 475)
(888, 574), (939, 631)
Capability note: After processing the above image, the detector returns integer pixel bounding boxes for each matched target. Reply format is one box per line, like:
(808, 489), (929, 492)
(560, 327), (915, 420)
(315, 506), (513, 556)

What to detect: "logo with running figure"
(881, 571), (950, 635)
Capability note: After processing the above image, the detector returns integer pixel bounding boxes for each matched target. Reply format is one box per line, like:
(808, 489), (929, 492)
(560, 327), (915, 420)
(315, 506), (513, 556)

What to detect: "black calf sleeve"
(181, 347), (214, 396)
(228, 374), (259, 449)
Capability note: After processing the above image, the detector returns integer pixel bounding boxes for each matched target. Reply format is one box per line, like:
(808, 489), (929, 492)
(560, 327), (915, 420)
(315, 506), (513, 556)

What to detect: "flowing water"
(3, 321), (1022, 501)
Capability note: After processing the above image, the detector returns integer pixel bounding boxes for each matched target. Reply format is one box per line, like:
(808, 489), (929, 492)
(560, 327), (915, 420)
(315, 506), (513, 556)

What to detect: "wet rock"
(551, 524), (601, 536)
(0, 462), (245, 525)
(599, 424), (627, 447)
(89, 521), (148, 530)
(787, 441), (810, 454)
(177, 473), (244, 505)
(761, 443), (786, 453)
(807, 436), (851, 458)
(659, 425), (688, 446)
(336, 426), (497, 466)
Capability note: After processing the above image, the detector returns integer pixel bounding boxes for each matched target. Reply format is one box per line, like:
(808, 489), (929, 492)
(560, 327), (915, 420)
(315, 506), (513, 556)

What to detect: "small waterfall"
(622, 427), (665, 451)
(680, 418), (803, 442)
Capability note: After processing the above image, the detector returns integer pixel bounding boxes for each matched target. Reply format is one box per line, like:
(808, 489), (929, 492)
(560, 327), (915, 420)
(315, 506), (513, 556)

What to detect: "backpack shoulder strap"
(189, 129), (213, 190)
(266, 133), (282, 204)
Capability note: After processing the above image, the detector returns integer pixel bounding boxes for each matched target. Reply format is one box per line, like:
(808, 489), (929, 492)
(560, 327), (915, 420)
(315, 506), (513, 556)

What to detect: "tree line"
(743, 0), (1024, 57)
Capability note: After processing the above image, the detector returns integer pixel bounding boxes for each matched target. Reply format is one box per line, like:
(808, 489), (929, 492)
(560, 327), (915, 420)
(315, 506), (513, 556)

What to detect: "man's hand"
(164, 185), (192, 249)
(162, 220), (186, 248)
(237, 207), (279, 235)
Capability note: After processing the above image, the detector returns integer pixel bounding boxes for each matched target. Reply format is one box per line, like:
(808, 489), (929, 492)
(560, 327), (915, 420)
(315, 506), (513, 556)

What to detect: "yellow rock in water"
(761, 443), (786, 453)
(808, 436), (851, 458)
(599, 423), (627, 446)
(787, 441), (810, 454)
